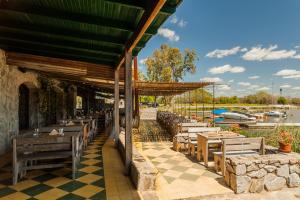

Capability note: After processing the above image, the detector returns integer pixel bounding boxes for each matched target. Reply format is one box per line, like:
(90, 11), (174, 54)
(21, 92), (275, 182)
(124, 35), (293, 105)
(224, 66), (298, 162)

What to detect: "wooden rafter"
(0, 1), (156, 35)
(6, 52), (125, 81)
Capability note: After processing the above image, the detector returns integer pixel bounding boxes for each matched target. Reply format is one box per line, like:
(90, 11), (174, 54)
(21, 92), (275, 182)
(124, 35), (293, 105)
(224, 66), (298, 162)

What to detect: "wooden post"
(188, 91), (191, 119)
(212, 84), (215, 127)
(202, 87), (205, 122)
(125, 51), (133, 173)
(133, 57), (139, 116)
(114, 68), (120, 144)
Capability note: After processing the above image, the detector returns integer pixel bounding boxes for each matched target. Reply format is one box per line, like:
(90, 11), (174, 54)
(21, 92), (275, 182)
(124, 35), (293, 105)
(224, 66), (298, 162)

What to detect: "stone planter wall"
(118, 132), (159, 191)
(225, 154), (300, 194)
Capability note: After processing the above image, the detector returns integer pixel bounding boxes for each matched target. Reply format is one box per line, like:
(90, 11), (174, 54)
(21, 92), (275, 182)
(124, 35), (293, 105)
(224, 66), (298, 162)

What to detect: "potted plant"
(278, 130), (294, 153)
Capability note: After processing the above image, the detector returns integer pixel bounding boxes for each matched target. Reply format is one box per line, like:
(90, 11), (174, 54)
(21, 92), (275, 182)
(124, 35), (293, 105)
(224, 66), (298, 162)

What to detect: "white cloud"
(242, 45), (299, 61)
(178, 19), (187, 28)
(274, 69), (300, 79)
(238, 82), (251, 86)
(280, 84), (291, 88)
(228, 79), (234, 83)
(208, 64), (245, 74)
(170, 15), (178, 24)
(218, 85), (231, 91)
(295, 45), (300, 49)
(157, 28), (180, 42)
(292, 87), (300, 90)
(170, 15), (187, 28)
(206, 46), (242, 58)
(241, 48), (248, 52)
(139, 58), (147, 65)
(248, 75), (260, 79)
(200, 77), (223, 82)
(256, 87), (270, 91)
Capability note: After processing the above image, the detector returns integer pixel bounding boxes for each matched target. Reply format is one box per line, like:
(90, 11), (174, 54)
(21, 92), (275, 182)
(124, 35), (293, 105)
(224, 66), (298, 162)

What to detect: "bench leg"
(13, 162), (19, 185)
(191, 145), (196, 157)
(188, 143), (191, 155)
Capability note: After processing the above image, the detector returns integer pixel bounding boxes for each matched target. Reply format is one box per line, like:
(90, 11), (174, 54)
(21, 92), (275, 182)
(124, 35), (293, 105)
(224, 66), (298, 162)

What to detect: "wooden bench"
(173, 126), (216, 152)
(177, 122), (208, 133)
(213, 137), (265, 175)
(12, 133), (80, 185)
(187, 127), (221, 156)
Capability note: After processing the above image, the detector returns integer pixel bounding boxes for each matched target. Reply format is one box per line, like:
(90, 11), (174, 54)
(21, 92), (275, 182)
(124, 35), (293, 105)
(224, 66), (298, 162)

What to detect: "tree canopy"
(145, 44), (198, 82)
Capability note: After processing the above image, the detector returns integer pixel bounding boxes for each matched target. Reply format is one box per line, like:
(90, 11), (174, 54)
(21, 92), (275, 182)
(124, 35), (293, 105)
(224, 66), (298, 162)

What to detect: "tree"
(241, 91), (272, 104)
(145, 44), (198, 82)
(277, 96), (288, 105)
(138, 71), (147, 81)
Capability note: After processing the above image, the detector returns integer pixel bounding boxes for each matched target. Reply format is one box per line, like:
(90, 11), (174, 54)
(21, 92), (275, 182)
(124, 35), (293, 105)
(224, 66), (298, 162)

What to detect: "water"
(191, 108), (300, 123)
(264, 108), (300, 123)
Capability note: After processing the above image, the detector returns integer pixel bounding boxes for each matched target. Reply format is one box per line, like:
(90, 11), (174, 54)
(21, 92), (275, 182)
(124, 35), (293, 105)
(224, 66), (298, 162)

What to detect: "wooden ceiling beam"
(2, 45), (116, 66)
(104, 0), (175, 15)
(0, 29), (123, 55)
(0, 1), (156, 35)
(6, 52), (126, 81)
(0, 21), (143, 48)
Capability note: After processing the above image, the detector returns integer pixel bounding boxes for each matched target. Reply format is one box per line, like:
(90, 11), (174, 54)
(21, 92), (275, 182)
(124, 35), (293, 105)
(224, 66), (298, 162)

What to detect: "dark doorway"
(19, 84), (29, 131)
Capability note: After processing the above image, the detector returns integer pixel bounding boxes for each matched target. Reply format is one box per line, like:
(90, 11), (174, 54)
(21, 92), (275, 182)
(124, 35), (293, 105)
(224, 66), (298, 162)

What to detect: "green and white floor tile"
(0, 134), (108, 200)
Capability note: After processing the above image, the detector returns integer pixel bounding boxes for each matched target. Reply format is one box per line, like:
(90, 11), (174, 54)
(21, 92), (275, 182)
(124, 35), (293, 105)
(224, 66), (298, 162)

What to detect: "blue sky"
(138, 0), (300, 97)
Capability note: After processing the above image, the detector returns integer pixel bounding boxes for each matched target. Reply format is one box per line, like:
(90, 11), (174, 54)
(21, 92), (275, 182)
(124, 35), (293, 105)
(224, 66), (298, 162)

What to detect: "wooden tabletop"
(17, 131), (80, 139)
(197, 131), (245, 139)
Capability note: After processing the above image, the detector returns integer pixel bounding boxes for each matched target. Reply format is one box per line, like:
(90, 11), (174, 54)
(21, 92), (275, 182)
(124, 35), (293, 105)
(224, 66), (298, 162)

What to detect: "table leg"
(204, 141), (208, 166)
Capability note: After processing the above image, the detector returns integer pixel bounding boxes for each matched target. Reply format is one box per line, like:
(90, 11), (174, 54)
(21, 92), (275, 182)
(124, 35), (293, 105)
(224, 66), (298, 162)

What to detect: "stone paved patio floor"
(187, 187), (300, 200)
(141, 142), (233, 199)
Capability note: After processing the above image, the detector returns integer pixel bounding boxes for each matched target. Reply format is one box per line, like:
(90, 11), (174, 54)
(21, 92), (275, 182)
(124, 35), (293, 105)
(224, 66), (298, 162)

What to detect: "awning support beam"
(114, 68), (120, 144)
(125, 50), (133, 173)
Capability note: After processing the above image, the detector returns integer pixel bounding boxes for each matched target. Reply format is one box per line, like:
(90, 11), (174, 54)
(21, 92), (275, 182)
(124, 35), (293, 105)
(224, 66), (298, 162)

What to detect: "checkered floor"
(0, 134), (107, 200)
(142, 142), (221, 184)
(142, 142), (233, 199)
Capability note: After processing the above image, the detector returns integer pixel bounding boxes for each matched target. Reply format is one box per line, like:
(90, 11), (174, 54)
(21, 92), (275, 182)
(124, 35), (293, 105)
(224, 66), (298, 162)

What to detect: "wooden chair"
(12, 135), (79, 185)
(213, 137), (265, 175)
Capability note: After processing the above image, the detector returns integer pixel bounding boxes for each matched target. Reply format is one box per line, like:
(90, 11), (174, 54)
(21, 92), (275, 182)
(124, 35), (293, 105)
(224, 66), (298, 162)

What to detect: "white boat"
(265, 111), (287, 118)
(221, 111), (256, 121)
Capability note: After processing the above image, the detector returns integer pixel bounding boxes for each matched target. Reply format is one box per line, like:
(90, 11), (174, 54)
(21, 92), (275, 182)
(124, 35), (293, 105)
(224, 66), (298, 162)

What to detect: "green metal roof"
(0, 0), (182, 67)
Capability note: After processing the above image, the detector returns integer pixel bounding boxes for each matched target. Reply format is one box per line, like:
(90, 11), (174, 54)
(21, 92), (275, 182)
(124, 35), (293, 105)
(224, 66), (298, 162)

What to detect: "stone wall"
(225, 154), (300, 194)
(0, 49), (39, 154)
(0, 49), (78, 155)
(118, 132), (159, 192)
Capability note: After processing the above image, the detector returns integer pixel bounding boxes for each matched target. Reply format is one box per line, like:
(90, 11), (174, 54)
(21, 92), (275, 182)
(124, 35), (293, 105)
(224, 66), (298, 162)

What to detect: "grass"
(239, 127), (300, 153)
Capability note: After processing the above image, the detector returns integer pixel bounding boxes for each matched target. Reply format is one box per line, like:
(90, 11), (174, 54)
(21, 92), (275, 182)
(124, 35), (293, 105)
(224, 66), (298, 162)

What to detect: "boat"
(265, 111), (288, 118)
(221, 111), (257, 121)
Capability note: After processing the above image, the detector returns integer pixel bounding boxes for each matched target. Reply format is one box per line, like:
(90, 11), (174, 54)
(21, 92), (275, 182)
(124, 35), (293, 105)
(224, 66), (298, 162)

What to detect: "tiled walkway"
(142, 142), (233, 199)
(103, 138), (140, 200)
(0, 134), (107, 200)
(138, 120), (233, 199)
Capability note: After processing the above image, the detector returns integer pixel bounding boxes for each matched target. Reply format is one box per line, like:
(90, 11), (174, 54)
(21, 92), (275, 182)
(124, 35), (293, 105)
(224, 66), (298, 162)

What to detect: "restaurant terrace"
(1, 1), (300, 200)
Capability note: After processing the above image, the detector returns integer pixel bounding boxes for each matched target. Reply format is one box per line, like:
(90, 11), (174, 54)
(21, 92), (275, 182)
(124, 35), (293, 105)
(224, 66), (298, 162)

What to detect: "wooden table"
(196, 131), (245, 166)
(13, 131), (81, 184)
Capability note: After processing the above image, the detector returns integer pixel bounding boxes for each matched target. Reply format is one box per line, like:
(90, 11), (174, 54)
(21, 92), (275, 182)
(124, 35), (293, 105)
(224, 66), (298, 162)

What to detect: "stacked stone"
(225, 154), (300, 194)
